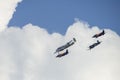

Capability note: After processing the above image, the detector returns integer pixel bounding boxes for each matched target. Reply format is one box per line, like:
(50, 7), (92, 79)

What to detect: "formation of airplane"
(92, 30), (105, 38)
(54, 30), (105, 58)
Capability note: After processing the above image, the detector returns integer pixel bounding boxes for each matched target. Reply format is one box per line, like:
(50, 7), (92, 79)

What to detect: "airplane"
(88, 40), (101, 50)
(54, 38), (76, 53)
(56, 49), (69, 58)
(92, 30), (105, 38)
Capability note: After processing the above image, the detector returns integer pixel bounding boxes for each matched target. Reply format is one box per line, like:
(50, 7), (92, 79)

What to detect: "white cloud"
(0, 21), (120, 80)
(0, 0), (22, 32)
(0, 1), (120, 80)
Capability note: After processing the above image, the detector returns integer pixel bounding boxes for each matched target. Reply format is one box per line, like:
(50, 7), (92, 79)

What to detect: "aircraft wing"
(54, 45), (66, 53)
(54, 38), (76, 53)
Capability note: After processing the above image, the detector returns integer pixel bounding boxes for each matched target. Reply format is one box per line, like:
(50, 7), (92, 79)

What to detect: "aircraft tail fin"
(73, 38), (76, 42)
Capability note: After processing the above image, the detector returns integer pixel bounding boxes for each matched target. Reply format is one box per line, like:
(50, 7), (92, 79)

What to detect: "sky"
(0, 0), (120, 80)
(8, 0), (120, 35)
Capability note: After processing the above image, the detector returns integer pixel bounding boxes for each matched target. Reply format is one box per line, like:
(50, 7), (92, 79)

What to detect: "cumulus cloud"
(0, 1), (120, 80)
(0, 21), (120, 80)
(0, 0), (22, 32)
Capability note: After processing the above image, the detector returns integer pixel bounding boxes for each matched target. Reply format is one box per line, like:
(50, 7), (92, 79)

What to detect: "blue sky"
(8, 0), (120, 35)
(1, 0), (120, 80)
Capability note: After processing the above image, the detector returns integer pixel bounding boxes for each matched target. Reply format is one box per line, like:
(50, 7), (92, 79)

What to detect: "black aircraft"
(89, 40), (101, 50)
(54, 38), (76, 53)
(92, 30), (105, 38)
(56, 49), (69, 58)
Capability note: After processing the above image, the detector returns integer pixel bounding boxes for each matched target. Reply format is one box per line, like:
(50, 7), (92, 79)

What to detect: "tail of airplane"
(73, 38), (76, 42)
(101, 30), (105, 35)
(103, 30), (105, 34)
(97, 40), (102, 44)
(97, 40), (100, 43)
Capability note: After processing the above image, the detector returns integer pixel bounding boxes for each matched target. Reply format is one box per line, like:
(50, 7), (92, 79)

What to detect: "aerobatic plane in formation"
(56, 49), (69, 58)
(54, 38), (76, 54)
(54, 38), (76, 58)
(92, 30), (105, 38)
(88, 40), (101, 50)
